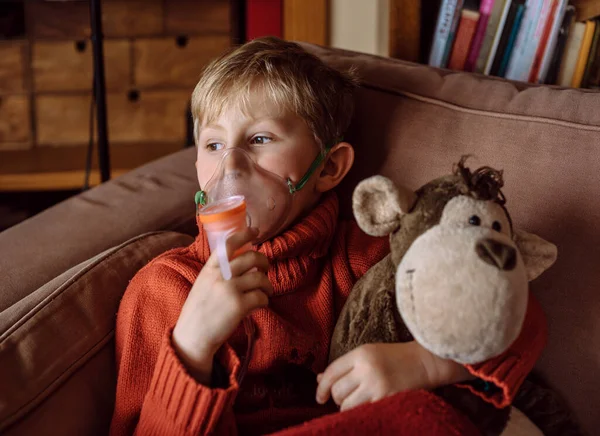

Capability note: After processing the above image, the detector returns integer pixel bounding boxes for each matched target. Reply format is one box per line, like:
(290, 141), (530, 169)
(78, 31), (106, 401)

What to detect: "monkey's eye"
(469, 215), (481, 226)
(492, 221), (502, 232)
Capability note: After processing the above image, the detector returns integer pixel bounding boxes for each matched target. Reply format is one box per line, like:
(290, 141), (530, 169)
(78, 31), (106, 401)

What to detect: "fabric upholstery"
(0, 231), (193, 434)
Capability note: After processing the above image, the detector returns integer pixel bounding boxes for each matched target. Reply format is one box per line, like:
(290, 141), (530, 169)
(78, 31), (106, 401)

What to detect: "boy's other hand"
(316, 341), (474, 411)
(172, 227), (273, 385)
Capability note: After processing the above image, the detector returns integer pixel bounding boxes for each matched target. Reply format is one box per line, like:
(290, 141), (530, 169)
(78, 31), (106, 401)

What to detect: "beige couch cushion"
(299, 43), (600, 434)
(0, 231), (193, 435)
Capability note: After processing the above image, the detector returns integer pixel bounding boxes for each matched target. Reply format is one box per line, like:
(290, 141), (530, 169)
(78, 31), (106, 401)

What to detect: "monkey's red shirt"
(110, 193), (546, 436)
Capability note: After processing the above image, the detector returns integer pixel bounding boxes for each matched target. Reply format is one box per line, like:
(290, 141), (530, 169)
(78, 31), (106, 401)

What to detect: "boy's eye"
(206, 142), (224, 151)
(250, 135), (272, 145)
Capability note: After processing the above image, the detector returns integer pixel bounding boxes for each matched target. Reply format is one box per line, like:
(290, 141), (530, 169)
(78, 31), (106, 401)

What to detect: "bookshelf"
(394, 0), (600, 89)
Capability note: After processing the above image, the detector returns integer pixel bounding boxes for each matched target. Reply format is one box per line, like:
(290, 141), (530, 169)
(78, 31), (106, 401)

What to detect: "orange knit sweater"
(110, 193), (547, 435)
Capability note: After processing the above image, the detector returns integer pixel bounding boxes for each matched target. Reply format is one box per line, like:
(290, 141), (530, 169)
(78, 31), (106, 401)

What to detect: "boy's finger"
(230, 271), (274, 297)
(228, 251), (269, 277)
(240, 289), (269, 313)
(331, 373), (360, 406)
(205, 227), (258, 268)
(316, 353), (354, 404)
(340, 387), (370, 412)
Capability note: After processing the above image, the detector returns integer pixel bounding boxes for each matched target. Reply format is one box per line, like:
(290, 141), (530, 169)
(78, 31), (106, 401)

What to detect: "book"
(571, 20), (597, 87)
(246, 0), (282, 40)
(536, 0), (569, 83)
(558, 22), (586, 86)
(529, 0), (561, 82)
(585, 20), (600, 88)
(464, 0), (496, 71)
(505, 0), (545, 81)
(440, 0), (466, 67)
(448, 9), (481, 70)
(429, 0), (463, 67)
(489, 0), (526, 77)
(581, 19), (600, 87)
(545, 6), (576, 84)
(484, 0), (514, 74)
(475, 0), (508, 73)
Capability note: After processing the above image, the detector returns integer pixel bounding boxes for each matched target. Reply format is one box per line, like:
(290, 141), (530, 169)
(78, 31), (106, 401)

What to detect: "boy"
(110, 37), (546, 435)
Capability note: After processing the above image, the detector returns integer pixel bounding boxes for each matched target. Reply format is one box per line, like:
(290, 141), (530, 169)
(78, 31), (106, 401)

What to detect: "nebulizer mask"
(196, 147), (330, 280)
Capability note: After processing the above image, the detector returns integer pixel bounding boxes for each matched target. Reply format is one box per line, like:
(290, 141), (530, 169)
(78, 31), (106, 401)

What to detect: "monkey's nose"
(475, 239), (517, 271)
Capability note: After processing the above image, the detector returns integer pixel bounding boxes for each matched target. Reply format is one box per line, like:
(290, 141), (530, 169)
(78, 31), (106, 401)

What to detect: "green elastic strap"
(287, 145), (332, 194)
(195, 190), (207, 212)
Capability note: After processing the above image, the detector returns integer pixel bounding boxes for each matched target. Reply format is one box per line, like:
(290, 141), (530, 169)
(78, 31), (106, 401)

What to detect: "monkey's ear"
(514, 229), (558, 281)
(352, 175), (416, 236)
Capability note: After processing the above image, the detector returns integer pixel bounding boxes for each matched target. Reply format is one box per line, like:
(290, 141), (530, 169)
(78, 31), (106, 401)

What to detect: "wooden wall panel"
(165, 0), (231, 35)
(103, 0), (164, 37)
(33, 40), (131, 92)
(134, 36), (230, 88)
(0, 43), (26, 94)
(283, 0), (328, 45)
(0, 96), (30, 146)
(36, 90), (190, 146)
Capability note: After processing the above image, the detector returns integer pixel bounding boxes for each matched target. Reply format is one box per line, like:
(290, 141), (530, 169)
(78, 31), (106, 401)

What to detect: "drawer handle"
(128, 89), (140, 102)
(75, 40), (87, 53)
(176, 35), (189, 48)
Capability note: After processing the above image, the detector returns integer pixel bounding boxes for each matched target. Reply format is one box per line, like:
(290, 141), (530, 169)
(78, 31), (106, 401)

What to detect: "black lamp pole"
(89, 0), (110, 182)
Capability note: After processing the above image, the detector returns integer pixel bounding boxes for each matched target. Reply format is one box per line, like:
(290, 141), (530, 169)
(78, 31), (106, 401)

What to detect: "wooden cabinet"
(33, 40), (131, 92)
(0, 96), (31, 149)
(0, 43), (27, 94)
(134, 36), (230, 87)
(0, 0), (233, 190)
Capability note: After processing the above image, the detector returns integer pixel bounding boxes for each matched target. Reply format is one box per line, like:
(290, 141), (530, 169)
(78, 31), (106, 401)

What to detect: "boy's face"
(196, 91), (326, 237)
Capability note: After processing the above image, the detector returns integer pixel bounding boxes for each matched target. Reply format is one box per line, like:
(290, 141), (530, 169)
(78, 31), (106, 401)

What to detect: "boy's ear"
(315, 142), (354, 193)
(513, 229), (558, 281)
(353, 176), (415, 236)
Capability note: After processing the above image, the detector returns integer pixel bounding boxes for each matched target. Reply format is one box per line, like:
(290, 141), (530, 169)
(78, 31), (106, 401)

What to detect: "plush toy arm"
(329, 254), (409, 363)
(459, 293), (548, 408)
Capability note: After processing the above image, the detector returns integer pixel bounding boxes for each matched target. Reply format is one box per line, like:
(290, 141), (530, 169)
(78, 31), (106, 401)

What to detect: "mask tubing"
(217, 233), (233, 280)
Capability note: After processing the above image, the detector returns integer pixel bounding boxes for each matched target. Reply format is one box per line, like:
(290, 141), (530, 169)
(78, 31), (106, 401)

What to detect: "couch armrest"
(0, 147), (198, 312)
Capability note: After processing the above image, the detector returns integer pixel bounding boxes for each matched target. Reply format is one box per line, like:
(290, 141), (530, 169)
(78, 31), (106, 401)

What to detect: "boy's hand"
(316, 342), (474, 411)
(172, 227), (273, 385)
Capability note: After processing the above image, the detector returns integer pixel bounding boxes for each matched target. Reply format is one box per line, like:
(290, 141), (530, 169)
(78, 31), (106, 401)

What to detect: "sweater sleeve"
(109, 257), (241, 436)
(459, 292), (548, 408)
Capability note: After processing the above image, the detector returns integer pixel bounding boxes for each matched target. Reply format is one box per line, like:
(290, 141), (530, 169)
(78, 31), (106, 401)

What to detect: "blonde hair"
(191, 36), (358, 149)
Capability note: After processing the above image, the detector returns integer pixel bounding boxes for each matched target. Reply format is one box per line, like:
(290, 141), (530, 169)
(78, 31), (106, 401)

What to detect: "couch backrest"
(300, 43), (600, 434)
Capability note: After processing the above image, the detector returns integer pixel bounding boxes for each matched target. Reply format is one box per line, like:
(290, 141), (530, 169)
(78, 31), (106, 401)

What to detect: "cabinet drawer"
(165, 0), (231, 35)
(36, 90), (190, 146)
(27, 0), (163, 39)
(134, 36), (230, 88)
(33, 40), (131, 92)
(0, 43), (27, 94)
(0, 96), (30, 145)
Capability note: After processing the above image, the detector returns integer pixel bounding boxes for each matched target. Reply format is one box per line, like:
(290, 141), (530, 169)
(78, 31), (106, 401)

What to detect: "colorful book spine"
(505, 0), (544, 81)
(441, 0), (466, 67)
(529, 0), (560, 82)
(584, 20), (600, 88)
(498, 4), (526, 76)
(571, 20), (597, 87)
(464, 0), (496, 71)
(536, 0), (569, 83)
(545, 6), (576, 84)
(475, 0), (508, 73)
(483, 0), (513, 74)
(581, 20), (600, 87)
(558, 22), (586, 87)
(448, 9), (481, 70)
(429, 0), (462, 67)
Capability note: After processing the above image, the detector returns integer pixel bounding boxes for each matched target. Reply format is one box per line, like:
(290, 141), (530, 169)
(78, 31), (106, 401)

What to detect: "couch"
(1, 43), (599, 435)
